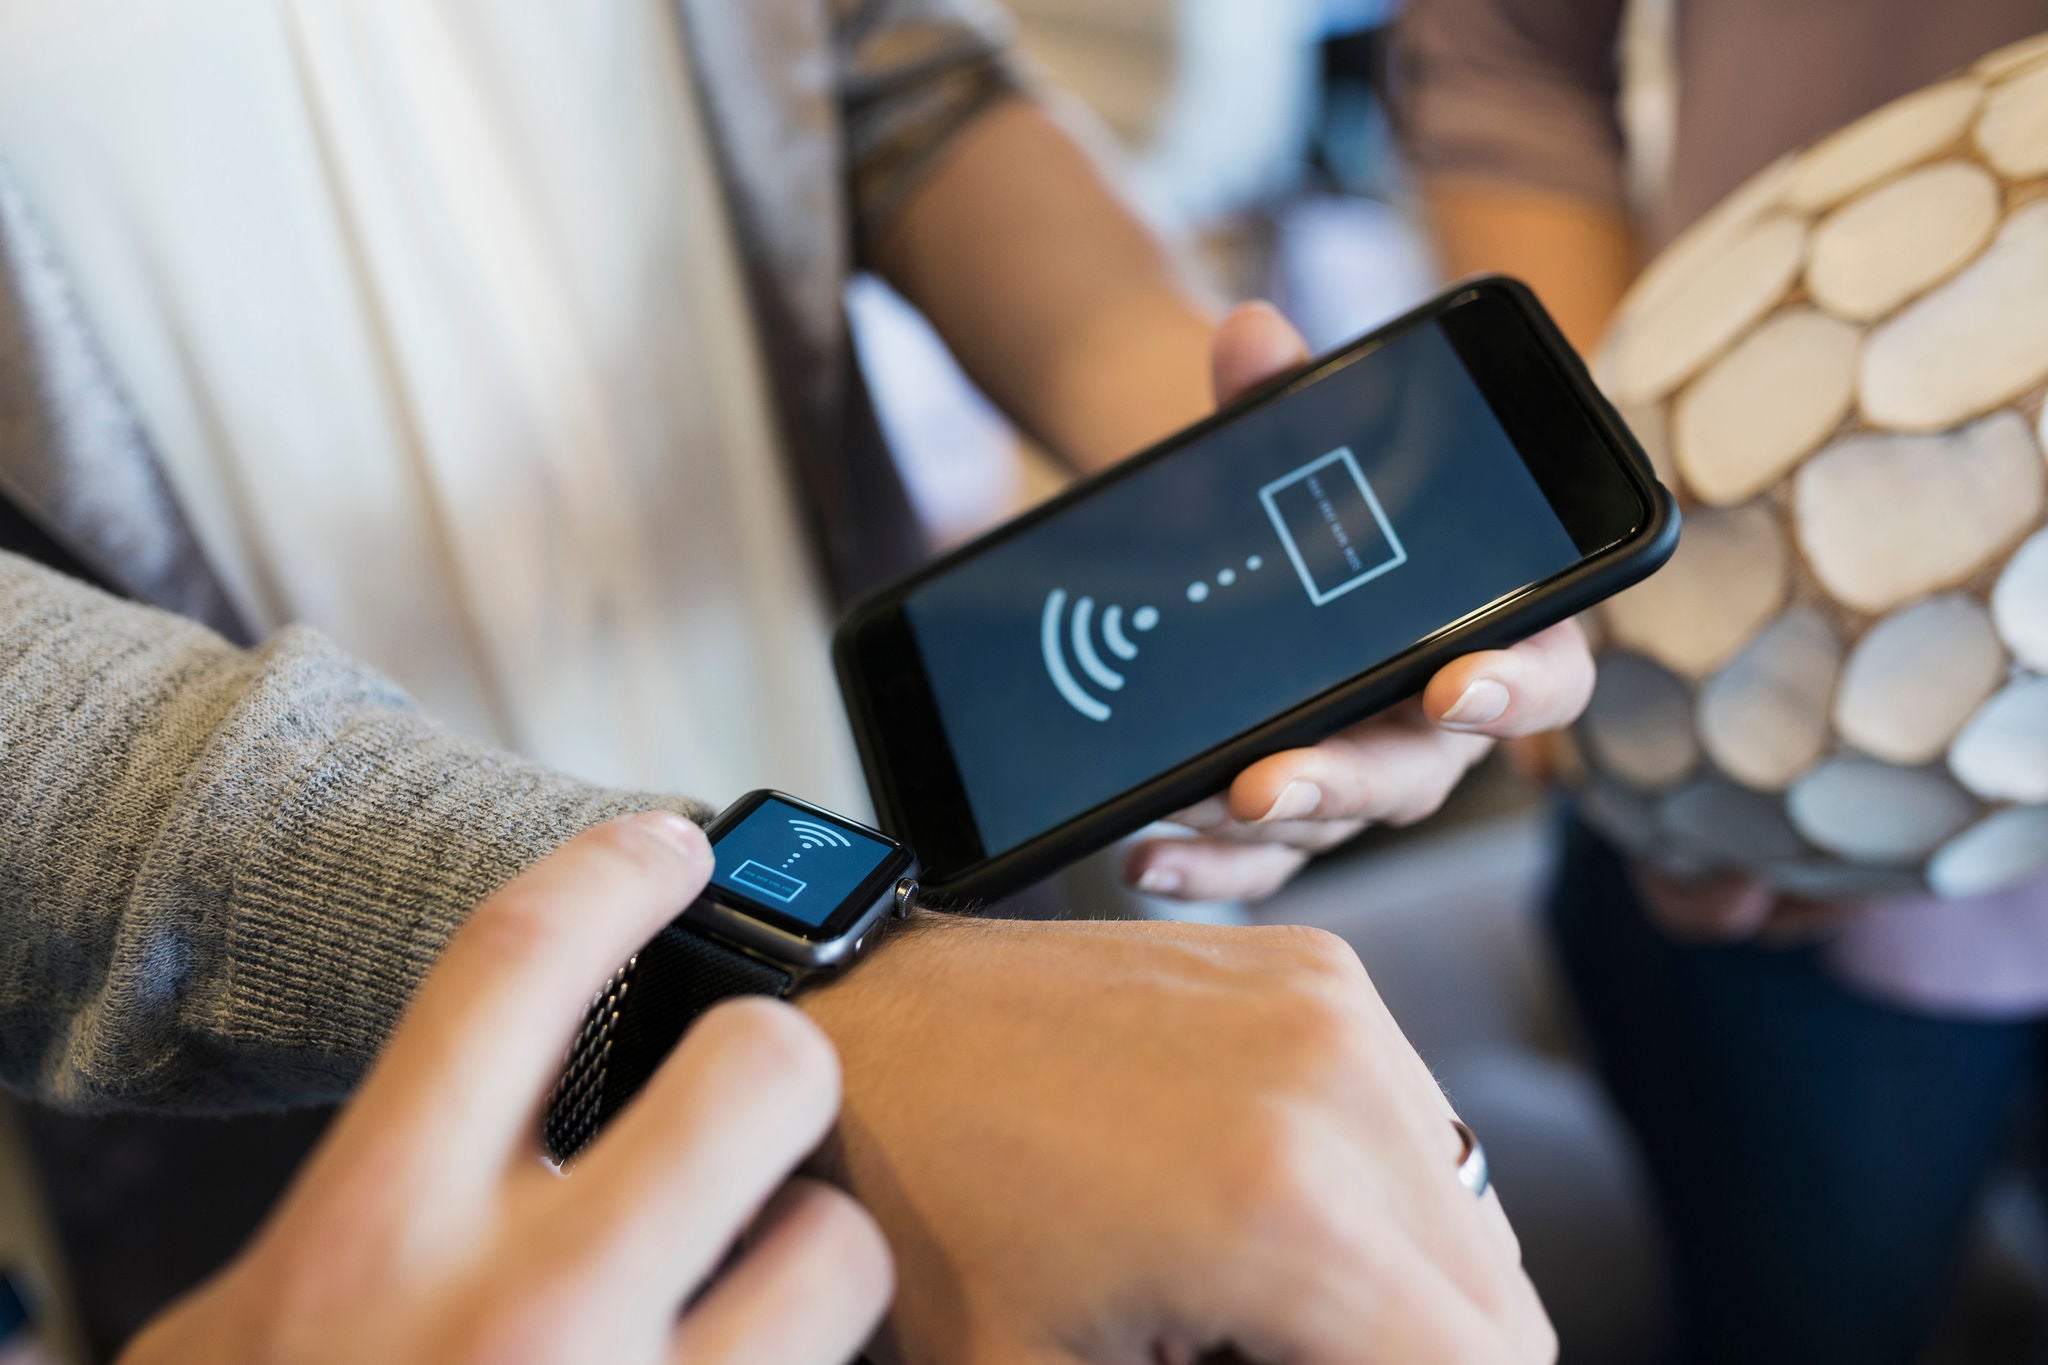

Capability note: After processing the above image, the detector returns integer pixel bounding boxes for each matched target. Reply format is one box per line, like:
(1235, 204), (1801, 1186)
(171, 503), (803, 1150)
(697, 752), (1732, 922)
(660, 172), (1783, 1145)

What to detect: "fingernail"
(1261, 780), (1322, 823)
(1440, 679), (1511, 731)
(1137, 867), (1184, 896)
(638, 810), (710, 862)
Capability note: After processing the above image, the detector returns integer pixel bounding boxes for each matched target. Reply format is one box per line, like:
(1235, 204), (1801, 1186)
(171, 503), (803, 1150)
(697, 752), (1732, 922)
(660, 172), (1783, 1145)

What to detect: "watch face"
(705, 794), (908, 941)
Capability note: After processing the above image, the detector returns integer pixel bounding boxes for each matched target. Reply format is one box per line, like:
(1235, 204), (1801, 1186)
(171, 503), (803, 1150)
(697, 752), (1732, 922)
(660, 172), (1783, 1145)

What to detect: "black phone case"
(835, 277), (1680, 908)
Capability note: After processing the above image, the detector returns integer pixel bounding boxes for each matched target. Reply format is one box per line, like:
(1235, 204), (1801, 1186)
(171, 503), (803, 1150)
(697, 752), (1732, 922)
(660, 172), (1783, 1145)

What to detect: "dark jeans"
(1548, 814), (2043, 1365)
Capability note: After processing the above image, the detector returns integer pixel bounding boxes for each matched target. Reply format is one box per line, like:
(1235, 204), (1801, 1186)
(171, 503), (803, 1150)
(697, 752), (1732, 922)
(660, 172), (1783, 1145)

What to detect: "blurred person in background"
(1395, 2), (2048, 1361)
(0, 0), (1584, 1357)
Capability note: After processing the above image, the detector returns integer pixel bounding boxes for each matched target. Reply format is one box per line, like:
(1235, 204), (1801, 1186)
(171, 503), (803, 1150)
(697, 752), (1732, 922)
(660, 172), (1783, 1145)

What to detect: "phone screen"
(896, 317), (1584, 858)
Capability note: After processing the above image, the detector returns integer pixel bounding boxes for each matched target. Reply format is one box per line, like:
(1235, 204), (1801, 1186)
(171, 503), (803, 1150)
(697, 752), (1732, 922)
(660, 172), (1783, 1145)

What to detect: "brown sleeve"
(831, 0), (1033, 256)
(1391, 0), (1632, 208)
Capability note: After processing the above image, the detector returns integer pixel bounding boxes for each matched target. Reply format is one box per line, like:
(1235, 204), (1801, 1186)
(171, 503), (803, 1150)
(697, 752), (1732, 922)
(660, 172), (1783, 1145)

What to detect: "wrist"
(544, 792), (910, 1161)
(793, 910), (964, 1186)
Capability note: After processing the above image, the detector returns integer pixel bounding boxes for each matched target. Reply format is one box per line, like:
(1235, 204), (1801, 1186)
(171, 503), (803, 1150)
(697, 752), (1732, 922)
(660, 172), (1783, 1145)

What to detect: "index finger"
(316, 814), (715, 1207)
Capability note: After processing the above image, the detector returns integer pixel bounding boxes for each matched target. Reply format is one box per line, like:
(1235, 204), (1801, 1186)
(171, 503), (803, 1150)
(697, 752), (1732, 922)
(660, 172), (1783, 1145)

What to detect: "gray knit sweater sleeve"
(0, 552), (713, 1114)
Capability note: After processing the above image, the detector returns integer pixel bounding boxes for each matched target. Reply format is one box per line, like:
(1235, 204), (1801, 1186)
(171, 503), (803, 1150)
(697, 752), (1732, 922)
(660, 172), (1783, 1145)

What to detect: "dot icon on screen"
(1187, 582), (1210, 603)
(1246, 555), (1264, 571)
(1217, 568), (1237, 587)
(1133, 606), (1160, 631)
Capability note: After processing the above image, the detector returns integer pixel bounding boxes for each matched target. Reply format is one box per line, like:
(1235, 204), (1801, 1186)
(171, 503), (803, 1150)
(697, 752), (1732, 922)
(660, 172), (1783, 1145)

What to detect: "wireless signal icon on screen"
(788, 819), (853, 851)
(1040, 588), (1158, 722)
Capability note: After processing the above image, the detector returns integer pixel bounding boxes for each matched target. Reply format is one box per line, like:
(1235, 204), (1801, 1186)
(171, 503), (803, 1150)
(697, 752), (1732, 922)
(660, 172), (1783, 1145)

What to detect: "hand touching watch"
(544, 791), (914, 1163)
(120, 815), (892, 1365)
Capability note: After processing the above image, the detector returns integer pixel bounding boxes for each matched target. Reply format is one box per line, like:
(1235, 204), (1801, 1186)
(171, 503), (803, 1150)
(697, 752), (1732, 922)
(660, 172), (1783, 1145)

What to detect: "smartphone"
(835, 277), (1678, 906)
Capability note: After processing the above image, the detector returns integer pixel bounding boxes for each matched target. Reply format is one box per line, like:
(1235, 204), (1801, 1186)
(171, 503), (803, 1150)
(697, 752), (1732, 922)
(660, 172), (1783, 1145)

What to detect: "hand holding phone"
(1123, 304), (1600, 902)
(838, 280), (1676, 906)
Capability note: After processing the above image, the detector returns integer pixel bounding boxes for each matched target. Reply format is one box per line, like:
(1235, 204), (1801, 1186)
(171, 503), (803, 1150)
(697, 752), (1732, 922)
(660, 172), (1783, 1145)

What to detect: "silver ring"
(1451, 1119), (1490, 1198)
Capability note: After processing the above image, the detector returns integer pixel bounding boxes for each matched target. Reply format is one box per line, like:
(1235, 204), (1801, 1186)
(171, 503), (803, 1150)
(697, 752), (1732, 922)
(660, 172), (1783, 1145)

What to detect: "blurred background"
(3, 2), (2044, 1362)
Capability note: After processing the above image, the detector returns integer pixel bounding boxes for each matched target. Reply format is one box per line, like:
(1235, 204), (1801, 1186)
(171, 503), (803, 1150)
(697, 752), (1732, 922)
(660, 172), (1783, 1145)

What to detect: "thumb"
(1213, 301), (1311, 407)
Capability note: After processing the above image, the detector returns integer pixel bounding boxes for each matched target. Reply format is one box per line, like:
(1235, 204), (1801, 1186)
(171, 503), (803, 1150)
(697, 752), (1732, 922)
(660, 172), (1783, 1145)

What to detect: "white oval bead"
(1788, 757), (1978, 864)
(1949, 676), (2048, 803)
(1806, 161), (1999, 323)
(1794, 412), (2045, 614)
(1975, 60), (2048, 177)
(1861, 201), (2048, 431)
(1929, 806), (2048, 898)
(1784, 79), (1983, 212)
(1659, 779), (1808, 866)
(1835, 596), (2008, 766)
(1993, 529), (2048, 671)
(1605, 502), (1789, 677)
(1697, 608), (1841, 791)
(1580, 652), (1700, 791)
(1604, 216), (1807, 406)
(1673, 309), (1860, 505)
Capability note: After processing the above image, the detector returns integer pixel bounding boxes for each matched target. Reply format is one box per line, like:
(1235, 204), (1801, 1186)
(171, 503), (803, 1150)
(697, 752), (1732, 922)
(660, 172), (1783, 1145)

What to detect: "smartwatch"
(544, 790), (917, 1163)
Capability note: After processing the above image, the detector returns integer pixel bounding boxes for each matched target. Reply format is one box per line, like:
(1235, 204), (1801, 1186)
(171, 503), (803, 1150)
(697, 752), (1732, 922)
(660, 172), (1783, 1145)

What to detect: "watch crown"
(893, 877), (920, 919)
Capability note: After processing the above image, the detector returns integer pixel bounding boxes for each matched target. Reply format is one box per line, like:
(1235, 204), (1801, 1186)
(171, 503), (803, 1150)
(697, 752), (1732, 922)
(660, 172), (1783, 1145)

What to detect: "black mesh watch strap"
(543, 923), (793, 1163)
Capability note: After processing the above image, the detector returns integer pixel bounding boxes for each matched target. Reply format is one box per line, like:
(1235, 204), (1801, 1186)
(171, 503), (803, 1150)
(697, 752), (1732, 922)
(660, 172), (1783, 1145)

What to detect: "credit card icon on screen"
(732, 860), (806, 904)
(1259, 447), (1407, 606)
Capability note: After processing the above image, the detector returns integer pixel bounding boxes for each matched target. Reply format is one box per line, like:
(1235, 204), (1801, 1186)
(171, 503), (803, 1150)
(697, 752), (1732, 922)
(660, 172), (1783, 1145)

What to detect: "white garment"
(0, 0), (866, 810)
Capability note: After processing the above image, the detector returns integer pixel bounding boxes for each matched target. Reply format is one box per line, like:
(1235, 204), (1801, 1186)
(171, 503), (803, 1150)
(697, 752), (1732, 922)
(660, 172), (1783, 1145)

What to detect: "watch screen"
(898, 319), (1582, 858)
(709, 798), (899, 928)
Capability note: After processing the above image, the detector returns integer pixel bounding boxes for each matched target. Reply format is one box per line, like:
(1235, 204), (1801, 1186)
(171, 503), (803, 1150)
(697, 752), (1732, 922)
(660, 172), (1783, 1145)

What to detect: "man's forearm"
(0, 554), (706, 1113)
(870, 96), (1222, 472)
(1422, 174), (1640, 354)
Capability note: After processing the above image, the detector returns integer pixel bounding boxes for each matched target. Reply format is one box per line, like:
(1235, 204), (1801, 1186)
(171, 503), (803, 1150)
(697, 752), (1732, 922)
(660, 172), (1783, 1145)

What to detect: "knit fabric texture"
(0, 551), (712, 1113)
